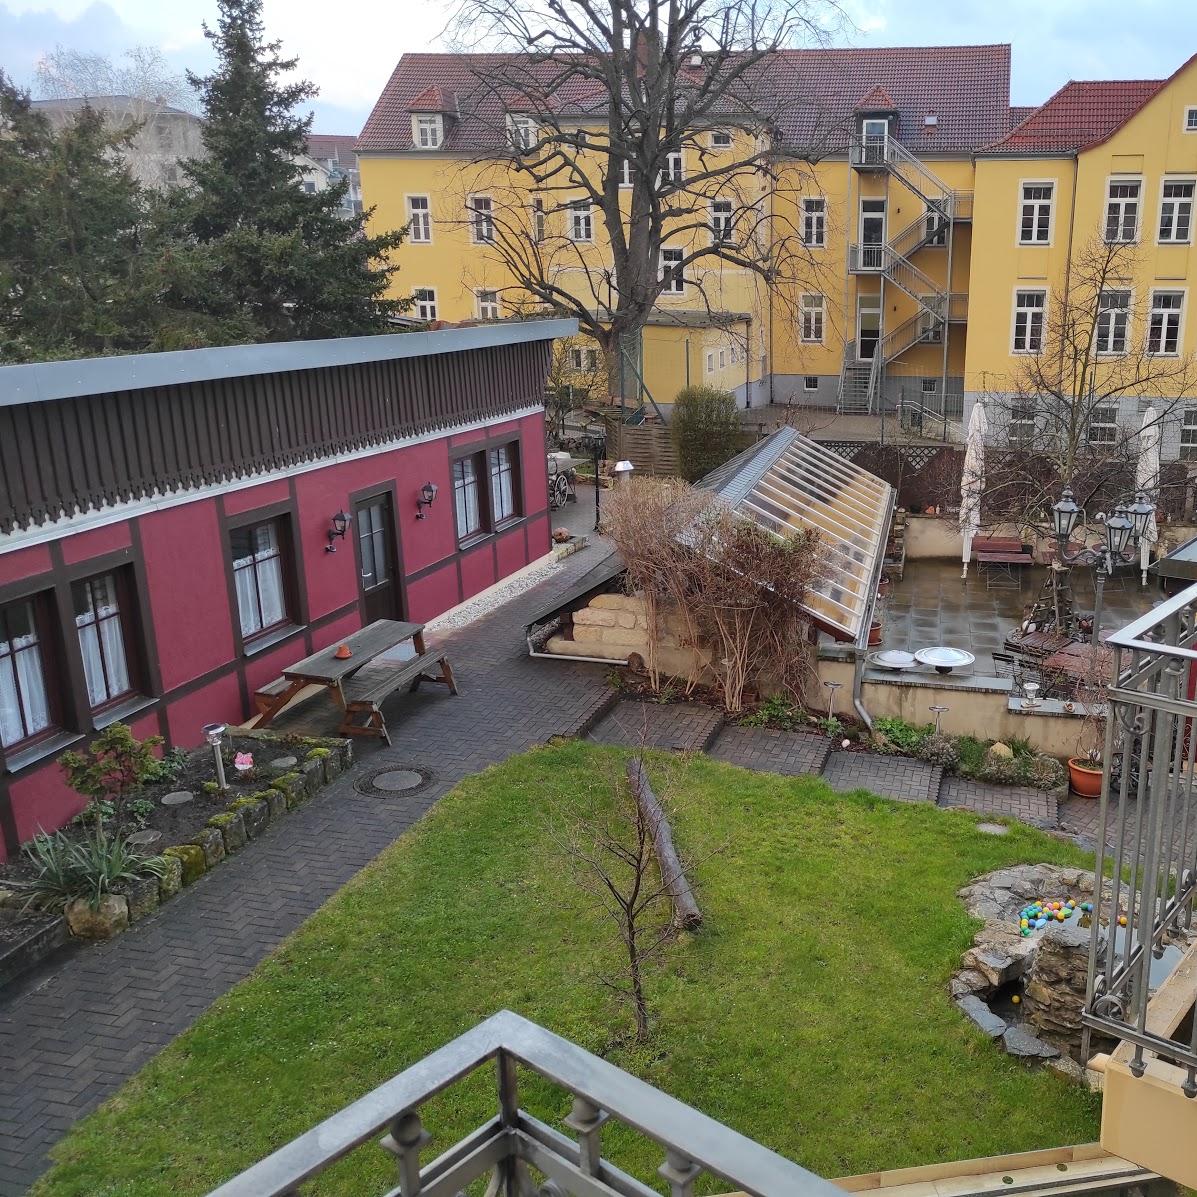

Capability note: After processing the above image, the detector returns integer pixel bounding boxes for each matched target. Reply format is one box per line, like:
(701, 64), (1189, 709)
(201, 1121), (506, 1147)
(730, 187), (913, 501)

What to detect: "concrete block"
(572, 625), (604, 643)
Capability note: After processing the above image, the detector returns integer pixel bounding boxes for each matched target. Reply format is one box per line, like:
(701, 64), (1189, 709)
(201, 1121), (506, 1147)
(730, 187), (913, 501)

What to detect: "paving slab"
(822, 751), (942, 803)
(587, 700), (723, 753)
(708, 725), (832, 776)
(939, 777), (1057, 829)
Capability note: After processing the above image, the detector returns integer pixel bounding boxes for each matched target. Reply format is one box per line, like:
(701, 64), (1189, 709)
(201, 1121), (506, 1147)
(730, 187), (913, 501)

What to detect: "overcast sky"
(0, 0), (1187, 135)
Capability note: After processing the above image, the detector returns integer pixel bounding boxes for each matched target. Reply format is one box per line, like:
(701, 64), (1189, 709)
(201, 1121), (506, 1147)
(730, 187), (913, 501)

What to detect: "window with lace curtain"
(72, 572), (136, 711)
(230, 520), (291, 642)
(0, 596), (54, 750)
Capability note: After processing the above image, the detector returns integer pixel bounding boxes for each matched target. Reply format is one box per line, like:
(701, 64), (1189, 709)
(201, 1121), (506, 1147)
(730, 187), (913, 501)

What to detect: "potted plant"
(1066, 674), (1106, 798)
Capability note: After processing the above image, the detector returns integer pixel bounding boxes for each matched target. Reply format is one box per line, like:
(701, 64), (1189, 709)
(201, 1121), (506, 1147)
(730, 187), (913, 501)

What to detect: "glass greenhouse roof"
(699, 427), (894, 645)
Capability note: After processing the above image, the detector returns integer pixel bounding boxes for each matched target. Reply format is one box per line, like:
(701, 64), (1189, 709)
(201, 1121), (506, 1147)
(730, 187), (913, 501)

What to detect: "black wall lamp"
(416, 481), (438, 519)
(325, 509), (350, 552)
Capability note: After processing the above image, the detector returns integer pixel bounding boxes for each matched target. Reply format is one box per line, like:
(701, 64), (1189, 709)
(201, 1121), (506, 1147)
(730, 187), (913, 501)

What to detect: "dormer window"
(412, 114), (444, 149)
(508, 114), (536, 152)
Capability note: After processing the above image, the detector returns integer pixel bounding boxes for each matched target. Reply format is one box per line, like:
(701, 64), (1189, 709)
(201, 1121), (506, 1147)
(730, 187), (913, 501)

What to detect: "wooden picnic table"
(255, 619), (458, 744)
(1041, 639), (1115, 694)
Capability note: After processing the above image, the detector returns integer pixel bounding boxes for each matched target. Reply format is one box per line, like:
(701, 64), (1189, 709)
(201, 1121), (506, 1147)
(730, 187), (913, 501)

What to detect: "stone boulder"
(65, 894), (129, 939)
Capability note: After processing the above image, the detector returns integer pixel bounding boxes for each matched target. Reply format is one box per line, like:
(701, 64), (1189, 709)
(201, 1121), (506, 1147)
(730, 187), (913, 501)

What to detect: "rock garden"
(0, 721), (350, 987)
(951, 863), (1196, 1079)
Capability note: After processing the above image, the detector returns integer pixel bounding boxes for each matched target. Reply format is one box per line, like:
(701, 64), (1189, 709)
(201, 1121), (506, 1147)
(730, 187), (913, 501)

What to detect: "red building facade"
(0, 320), (572, 860)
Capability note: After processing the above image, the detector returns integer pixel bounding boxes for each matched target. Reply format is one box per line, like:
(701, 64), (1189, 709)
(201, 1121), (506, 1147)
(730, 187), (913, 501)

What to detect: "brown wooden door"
(354, 493), (400, 623)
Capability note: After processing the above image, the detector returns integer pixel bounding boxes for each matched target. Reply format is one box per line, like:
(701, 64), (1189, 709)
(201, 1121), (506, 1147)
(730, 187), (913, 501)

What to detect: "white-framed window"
(0, 595), (54, 749)
(475, 289), (501, 320)
(618, 158), (633, 188)
(1181, 408), (1197, 461)
(710, 129), (733, 149)
(1012, 288), (1046, 353)
(532, 197), (546, 243)
(1095, 289), (1131, 354)
(803, 375), (819, 392)
(715, 348), (724, 369)
(488, 443), (519, 523)
(711, 199), (733, 243)
(800, 293), (825, 343)
(925, 207), (947, 246)
(1087, 404), (1118, 445)
(1019, 181), (1053, 244)
(414, 287), (437, 320)
(921, 378), (938, 394)
(1148, 289), (1184, 355)
(1185, 106), (1197, 133)
(660, 247), (684, 293)
(1009, 402), (1036, 448)
(705, 351), (715, 374)
(570, 347), (599, 370)
(658, 151), (683, 187)
(412, 114), (443, 149)
(469, 195), (494, 243)
(452, 456), (482, 540)
(406, 195), (431, 243)
(1104, 178), (1141, 243)
(802, 197), (826, 247)
(1159, 179), (1194, 244)
(507, 114), (536, 152)
(569, 199), (592, 242)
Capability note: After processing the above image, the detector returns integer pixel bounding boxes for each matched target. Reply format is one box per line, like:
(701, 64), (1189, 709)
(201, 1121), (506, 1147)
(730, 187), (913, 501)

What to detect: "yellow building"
(356, 47), (1197, 454)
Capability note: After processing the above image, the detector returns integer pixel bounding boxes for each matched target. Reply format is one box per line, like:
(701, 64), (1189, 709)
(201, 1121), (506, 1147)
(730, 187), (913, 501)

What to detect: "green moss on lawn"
(34, 744), (1101, 1197)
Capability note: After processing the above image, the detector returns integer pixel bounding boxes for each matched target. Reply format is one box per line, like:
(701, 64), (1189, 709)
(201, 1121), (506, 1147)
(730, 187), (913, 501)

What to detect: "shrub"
(953, 736), (989, 777)
(917, 733), (960, 770)
(671, 385), (740, 482)
(741, 696), (805, 730)
(59, 723), (164, 833)
(142, 746), (189, 785)
(875, 717), (933, 755)
(16, 830), (165, 911)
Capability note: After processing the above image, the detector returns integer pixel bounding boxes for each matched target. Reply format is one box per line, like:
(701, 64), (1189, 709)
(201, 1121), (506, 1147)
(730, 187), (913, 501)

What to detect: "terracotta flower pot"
(868, 620), (883, 647)
(1067, 757), (1104, 798)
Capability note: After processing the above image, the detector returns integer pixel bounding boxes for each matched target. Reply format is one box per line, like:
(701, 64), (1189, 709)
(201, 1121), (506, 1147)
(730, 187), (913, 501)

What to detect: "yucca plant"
(15, 830), (165, 912)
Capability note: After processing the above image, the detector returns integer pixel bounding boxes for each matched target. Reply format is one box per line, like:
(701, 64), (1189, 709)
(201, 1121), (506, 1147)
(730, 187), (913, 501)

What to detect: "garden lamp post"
(580, 423), (607, 532)
(1051, 487), (1152, 646)
(203, 722), (228, 792)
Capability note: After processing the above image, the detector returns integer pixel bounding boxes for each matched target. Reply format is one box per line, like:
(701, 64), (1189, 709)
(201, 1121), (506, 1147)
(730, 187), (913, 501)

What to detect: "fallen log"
(626, 757), (702, 930)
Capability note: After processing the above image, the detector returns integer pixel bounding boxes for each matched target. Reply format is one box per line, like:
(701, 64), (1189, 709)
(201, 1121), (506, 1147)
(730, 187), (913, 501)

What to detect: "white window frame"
(1018, 180), (1054, 245)
(1158, 178), (1194, 245)
(1095, 288), (1132, 355)
(1147, 289), (1185, 356)
(406, 194), (432, 243)
(710, 129), (733, 149)
(800, 293), (825, 344)
(475, 289), (501, 320)
(803, 375), (819, 392)
(1181, 407), (1197, 461)
(570, 347), (599, 371)
(1104, 177), (1141, 244)
(718, 348), (726, 369)
(801, 197), (826, 247)
(921, 377), (938, 395)
(660, 247), (685, 294)
(414, 287), (437, 321)
(618, 158), (633, 188)
(569, 199), (593, 243)
(1011, 288), (1047, 354)
(507, 114), (536, 152)
(412, 114), (443, 149)
(469, 194), (494, 244)
(658, 151), (683, 188)
(531, 197), (546, 244)
(1087, 404), (1118, 445)
(710, 199), (733, 243)
(1009, 402), (1036, 448)
(1184, 106), (1197, 133)
(705, 351), (715, 374)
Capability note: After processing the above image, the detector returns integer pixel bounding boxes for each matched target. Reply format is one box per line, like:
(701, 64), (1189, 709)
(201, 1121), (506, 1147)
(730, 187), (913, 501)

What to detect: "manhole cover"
(354, 766), (432, 798)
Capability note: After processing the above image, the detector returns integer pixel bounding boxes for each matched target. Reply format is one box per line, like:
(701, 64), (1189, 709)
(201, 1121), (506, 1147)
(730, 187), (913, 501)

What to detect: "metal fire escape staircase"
(837, 135), (971, 414)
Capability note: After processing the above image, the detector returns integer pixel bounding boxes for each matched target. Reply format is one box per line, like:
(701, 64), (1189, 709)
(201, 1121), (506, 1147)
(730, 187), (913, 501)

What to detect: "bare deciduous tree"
(969, 236), (1197, 533)
(444, 0), (842, 393)
(35, 45), (198, 112)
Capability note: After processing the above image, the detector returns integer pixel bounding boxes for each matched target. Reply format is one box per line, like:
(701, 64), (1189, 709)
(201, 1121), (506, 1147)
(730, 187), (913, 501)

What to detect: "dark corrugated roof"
(357, 44), (1012, 156)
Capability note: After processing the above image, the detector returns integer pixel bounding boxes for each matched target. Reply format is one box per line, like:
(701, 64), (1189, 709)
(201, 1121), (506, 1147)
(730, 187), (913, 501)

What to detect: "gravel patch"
(425, 556), (567, 634)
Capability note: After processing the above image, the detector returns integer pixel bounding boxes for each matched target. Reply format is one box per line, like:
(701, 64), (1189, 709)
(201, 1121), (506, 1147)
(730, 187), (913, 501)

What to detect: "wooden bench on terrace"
(973, 535), (1033, 590)
(340, 650), (458, 747)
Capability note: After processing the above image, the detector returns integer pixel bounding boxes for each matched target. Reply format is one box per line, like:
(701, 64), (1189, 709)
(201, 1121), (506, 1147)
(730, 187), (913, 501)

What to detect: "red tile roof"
(306, 134), (358, 172)
(356, 44), (1012, 156)
(855, 85), (896, 110)
(984, 79), (1166, 153)
(409, 84), (458, 113)
(1008, 104), (1036, 129)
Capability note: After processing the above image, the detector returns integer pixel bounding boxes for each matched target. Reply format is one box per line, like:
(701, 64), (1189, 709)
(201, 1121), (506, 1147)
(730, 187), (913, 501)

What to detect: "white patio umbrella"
(959, 399), (988, 579)
(1136, 405), (1161, 584)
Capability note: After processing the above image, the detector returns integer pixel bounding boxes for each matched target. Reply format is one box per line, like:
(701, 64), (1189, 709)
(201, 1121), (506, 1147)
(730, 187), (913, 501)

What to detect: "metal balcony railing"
(206, 1010), (845, 1197)
(1082, 586), (1197, 1094)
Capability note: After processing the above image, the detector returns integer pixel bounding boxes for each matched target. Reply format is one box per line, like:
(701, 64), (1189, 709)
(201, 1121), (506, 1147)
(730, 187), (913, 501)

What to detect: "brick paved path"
(0, 546), (1119, 1192)
(940, 777), (1058, 829)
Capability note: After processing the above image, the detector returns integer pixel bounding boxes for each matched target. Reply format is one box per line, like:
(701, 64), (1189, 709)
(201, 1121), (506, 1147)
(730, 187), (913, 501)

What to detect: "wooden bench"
(339, 650), (458, 746)
(254, 676), (297, 715)
(973, 536), (1033, 590)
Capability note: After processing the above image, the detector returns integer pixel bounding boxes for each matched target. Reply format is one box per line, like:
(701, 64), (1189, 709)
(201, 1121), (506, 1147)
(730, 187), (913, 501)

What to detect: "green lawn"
(35, 743), (1102, 1196)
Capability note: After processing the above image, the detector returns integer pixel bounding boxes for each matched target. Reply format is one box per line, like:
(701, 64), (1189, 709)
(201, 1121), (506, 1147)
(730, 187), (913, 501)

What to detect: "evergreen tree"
(171, 0), (407, 339)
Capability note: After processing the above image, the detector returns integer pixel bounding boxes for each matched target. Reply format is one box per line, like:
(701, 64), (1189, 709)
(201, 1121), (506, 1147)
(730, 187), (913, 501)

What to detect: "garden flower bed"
(0, 727), (351, 988)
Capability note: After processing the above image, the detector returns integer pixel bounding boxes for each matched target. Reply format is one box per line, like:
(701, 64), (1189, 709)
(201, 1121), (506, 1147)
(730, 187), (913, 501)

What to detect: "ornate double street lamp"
(1051, 487), (1155, 646)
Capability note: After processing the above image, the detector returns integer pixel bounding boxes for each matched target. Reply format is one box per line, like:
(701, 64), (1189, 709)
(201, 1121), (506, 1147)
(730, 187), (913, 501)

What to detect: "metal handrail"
(207, 1010), (844, 1197)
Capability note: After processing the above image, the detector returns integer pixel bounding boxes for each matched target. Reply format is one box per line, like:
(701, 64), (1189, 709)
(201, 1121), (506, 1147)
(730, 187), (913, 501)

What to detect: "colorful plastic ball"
(1057, 911), (1066, 921)
(1118, 915), (1128, 926)
(1011, 994), (1021, 1005)
(1035, 918), (1048, 929)
(1020, 919), (1029, 929)
(1021, 928), (1032, 937)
